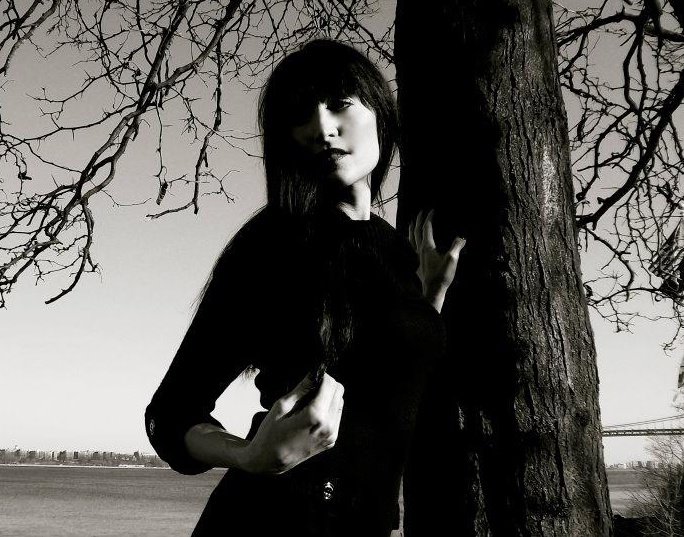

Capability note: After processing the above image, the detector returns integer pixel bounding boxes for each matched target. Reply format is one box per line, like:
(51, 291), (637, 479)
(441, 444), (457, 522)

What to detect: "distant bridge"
(602, 414), (684, 437)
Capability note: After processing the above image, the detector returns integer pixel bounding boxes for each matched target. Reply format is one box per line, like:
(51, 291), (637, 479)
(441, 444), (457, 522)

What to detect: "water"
(606, 468), (647, 516)
(0, 465), (641, 536)
(0, 465), (223, 537)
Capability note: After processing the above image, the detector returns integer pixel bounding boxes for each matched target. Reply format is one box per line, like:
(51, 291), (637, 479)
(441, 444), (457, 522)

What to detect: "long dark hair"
(207, 39), (399, 375)
(259, 39), (398, 217)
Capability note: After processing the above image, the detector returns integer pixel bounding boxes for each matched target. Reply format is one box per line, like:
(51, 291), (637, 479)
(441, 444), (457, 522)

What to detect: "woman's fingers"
(411, 209), (440, 252)
(449, 236), (467, 258)
(277, 372), (317, 416)
(416, 209), (467, 258)
(437, 236), (467, 287)
(412, 209), (426, 249)
(422, 209), (436, 249)
(250, 373), (345, 473)
(327, 379), (345, 414)
(303, 373), (345, 448)
(307, 373), (337, 422)
(322, 383), (345, 449)
(412, 210), (423, 250)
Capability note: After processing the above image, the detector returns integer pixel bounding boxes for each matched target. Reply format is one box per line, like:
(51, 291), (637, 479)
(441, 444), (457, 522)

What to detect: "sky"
(1, 1), (683, 466)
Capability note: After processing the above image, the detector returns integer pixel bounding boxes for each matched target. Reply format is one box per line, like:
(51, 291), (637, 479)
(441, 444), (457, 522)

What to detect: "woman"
(145, 39), (465, 536)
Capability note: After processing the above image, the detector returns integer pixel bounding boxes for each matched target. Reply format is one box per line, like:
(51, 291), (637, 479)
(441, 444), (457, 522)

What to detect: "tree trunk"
(394, 1), (613, 535)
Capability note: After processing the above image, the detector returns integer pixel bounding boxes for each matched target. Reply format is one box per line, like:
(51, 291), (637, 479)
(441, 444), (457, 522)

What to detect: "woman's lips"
(317, 149), (349, 169)
(327, 152), (347, 162)
(323, 149), (349, 158)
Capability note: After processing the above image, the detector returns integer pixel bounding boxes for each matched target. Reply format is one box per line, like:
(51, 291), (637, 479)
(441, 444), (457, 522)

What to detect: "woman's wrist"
(422, 282), (448, 313)
(184, 423), (252, 470)
(239, 440), (294, 475)
(237, 440), (266, 474)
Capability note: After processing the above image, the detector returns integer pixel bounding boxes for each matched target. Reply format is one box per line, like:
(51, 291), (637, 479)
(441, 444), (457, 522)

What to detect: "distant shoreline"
(0, 463), (168, 469)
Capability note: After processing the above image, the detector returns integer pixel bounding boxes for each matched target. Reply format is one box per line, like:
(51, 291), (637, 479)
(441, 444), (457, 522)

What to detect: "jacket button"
(148, 419), (155, 436)
(322, 481), (334, 501)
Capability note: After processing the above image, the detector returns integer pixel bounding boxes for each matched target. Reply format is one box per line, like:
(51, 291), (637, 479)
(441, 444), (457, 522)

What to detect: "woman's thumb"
(278, 372), (317, 415)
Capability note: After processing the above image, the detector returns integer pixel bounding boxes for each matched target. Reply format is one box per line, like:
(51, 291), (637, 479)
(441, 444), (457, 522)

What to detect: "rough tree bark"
(395, 1), (613, 535)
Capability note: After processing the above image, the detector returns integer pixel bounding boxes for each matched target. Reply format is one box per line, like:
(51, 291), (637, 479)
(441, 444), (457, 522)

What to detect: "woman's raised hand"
(408, 209), (466, 313)
(242, 372), (344, 475)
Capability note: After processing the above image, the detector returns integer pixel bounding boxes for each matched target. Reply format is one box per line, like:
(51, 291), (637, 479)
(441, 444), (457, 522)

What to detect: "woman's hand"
(241, 372), (344, 475)
(408, 209), (466, 313)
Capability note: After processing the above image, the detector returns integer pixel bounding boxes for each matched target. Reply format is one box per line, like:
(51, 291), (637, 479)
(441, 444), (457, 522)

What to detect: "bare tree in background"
(0, 0), (392, 306)
(627, 436), (684, 536)
(557, 0), (684, 345)
(4, 0), (684, 346)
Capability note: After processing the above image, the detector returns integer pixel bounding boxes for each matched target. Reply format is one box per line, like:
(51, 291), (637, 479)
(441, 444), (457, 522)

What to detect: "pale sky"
(1, 1), (682, 466)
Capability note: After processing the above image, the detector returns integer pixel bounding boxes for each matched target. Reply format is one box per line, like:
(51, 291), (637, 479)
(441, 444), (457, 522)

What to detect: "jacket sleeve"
(144, 238), (261, 475)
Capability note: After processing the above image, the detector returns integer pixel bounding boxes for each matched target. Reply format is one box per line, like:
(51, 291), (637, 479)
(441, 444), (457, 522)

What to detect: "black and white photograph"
(2, 1), (684, 535)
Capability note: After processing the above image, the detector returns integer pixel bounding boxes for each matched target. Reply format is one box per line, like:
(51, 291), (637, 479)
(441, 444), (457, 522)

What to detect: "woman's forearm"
(184, 423), (251, 470)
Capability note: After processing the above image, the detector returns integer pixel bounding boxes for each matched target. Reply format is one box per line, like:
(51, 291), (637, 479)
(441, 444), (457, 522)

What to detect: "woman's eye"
(328, 99), (353, 112)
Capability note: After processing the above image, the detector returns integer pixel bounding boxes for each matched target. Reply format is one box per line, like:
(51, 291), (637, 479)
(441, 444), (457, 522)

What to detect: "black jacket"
(145, 207), (447, 536)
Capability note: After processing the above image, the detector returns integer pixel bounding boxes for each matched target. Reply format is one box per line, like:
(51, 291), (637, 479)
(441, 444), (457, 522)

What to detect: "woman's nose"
(306, 104), (339, 144)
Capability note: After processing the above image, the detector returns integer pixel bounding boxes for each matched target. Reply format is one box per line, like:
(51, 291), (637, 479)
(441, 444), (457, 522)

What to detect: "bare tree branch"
(0, 0), (394, 306)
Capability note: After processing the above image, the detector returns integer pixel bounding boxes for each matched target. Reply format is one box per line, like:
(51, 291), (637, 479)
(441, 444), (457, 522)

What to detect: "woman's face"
(290, 96), (380, 189)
